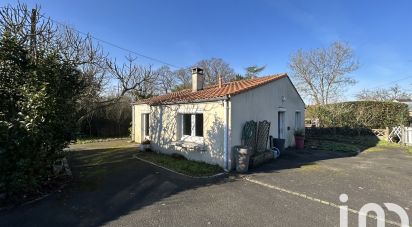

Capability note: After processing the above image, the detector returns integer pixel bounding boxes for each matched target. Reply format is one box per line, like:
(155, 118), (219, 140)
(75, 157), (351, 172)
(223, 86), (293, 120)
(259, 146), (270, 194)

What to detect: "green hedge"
(306, 101), (409, 129)
(0, 34), (84, 197)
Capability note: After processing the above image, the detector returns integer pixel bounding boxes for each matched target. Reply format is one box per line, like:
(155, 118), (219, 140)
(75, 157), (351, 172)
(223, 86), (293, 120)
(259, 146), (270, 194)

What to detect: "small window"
(182, 114), (192, 136)
(195, 114), (203, 137)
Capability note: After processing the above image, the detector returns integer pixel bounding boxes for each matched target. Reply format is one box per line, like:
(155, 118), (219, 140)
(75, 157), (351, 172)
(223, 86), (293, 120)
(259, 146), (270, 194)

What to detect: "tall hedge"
(306, 101), (409, 129)
(0, 34), (84, 197)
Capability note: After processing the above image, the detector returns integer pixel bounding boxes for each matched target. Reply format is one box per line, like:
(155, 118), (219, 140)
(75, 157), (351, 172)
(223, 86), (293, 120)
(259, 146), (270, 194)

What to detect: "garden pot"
(295, 136), (305, 149)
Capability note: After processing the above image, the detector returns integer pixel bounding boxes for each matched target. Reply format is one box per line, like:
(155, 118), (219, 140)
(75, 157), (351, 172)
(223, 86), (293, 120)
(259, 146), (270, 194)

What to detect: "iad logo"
(339, 194), (410, 227)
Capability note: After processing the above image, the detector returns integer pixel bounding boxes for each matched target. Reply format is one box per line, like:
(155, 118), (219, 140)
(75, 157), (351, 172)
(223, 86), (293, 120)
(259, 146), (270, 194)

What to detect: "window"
(181, 113), (204, 138)
(143, 113), (150, 137)
(195, 114), (203, 137)
(182, 114), (192, 136)
(295, 111), (301, 130)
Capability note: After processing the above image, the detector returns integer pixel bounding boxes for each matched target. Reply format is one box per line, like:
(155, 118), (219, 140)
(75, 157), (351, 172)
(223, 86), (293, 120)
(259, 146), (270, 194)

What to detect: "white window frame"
(179, 112), (204, 143)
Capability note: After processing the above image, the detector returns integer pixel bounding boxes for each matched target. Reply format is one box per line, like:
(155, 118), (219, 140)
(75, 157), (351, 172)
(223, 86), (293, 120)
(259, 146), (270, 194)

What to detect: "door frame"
(278, 111), (286, 139)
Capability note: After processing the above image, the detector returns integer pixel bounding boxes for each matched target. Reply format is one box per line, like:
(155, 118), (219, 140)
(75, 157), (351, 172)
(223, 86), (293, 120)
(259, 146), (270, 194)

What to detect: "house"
(132, 68), (305, 171)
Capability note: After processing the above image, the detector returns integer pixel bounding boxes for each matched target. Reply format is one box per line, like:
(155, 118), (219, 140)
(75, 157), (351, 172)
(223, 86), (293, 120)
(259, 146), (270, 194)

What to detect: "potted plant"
(140, 139), (151, 151)
(294, 129), (305, 149)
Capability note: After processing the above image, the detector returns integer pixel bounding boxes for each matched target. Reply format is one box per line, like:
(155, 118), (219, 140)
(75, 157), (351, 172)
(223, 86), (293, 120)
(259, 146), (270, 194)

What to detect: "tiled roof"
(138, 73), (288, 105)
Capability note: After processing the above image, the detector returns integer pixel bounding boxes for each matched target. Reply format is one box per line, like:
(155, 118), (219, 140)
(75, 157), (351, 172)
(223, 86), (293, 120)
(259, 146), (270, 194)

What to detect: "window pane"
(144, 114), (150, 136)
(183, 114), (191, 136)
(195, 114), (203, 137)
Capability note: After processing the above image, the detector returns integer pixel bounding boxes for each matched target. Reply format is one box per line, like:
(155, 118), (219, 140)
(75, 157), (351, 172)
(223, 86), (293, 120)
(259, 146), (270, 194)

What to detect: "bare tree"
(156, 66), (177, 94)
(105, 55), (159, 99)
(356, 84), (410, 101)
(289, 42), (359, 105)
(171, 68), (191, 91)
(195, 58), (236, 85)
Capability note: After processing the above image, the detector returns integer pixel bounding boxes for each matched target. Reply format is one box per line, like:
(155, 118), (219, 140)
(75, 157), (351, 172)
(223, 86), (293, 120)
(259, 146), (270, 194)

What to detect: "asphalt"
(1, 142), (411, 227)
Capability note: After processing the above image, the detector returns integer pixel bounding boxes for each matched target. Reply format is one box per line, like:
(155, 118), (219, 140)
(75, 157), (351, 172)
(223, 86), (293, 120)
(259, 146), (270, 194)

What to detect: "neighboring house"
(132, 68), (305, 171)
(394, 99), (412, 116)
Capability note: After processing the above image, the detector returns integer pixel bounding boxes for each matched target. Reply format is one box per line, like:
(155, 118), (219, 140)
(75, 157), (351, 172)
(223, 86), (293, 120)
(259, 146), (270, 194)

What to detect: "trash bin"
(235, 146), (251, 173)
(272, 138), (285, 153)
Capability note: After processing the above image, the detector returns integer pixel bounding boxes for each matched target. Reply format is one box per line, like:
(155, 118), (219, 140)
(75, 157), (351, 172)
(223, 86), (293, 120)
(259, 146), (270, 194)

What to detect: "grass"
(74, 136), (130, 144)
(305, 139), (358, 153)
(136, 151), (223, 177)
(306, 135), (412, 154)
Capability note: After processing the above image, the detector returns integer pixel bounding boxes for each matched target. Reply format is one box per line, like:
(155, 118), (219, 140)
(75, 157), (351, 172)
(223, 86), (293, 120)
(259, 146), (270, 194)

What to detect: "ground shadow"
(249, 134), (380, 174)
(0, 146), (230, 227)
(0, 134), (381, 226)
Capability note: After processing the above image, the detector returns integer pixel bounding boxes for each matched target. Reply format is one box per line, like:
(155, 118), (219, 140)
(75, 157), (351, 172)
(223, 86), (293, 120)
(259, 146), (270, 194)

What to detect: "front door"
(278, 111), (285, 139)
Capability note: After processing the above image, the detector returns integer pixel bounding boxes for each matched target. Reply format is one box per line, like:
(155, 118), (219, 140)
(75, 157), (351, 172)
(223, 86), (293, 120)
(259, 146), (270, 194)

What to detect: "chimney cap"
(191, 67), (204, 74)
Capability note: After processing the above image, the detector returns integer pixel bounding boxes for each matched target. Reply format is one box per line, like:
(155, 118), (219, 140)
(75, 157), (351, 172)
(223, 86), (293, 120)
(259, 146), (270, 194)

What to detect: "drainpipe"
(131, 104), (135, 142)
(223, 95), (230, 171)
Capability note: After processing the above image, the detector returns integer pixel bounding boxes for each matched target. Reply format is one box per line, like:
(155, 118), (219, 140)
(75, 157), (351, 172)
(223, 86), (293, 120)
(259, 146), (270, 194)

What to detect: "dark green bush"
(0, 34), (84, 197)
(306, 101), (409, 129)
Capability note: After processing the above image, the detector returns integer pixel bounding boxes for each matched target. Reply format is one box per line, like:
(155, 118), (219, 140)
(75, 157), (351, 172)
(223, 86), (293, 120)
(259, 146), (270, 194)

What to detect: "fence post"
(401, 126), (406, 145)
(385, 127), (389, 142)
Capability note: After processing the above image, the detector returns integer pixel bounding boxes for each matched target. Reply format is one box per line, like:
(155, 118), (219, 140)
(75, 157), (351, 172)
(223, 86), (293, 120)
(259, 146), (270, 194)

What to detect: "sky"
(3, 0), (412, 101)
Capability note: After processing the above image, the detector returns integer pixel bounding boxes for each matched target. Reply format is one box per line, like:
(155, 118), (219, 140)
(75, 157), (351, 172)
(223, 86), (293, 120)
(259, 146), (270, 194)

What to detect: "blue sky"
(4, 0), (412, 101)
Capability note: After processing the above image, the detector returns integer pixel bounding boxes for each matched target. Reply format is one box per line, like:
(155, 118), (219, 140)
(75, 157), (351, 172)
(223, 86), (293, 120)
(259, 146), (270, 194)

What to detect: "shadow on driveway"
(0, 145), (227, 227)
(250, 148), (357, 174)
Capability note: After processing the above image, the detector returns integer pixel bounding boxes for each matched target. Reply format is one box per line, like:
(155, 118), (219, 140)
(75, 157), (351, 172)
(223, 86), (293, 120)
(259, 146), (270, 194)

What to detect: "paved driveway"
(1, 141), (411, 227)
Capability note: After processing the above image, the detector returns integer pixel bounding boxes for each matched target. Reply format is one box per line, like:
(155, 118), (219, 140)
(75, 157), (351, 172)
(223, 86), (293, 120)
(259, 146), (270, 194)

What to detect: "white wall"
(133, 101), (226, 167)
(230, 77), (305, 153)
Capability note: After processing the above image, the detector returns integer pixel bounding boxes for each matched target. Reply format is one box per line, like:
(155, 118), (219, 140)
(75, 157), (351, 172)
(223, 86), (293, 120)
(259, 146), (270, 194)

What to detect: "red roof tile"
(138, 73), (288, 105)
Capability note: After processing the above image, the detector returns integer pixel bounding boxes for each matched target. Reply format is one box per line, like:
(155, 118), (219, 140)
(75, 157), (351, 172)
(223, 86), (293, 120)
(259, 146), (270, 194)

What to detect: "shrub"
(0, 34), (84, 197)
(306, 101), (409, 129)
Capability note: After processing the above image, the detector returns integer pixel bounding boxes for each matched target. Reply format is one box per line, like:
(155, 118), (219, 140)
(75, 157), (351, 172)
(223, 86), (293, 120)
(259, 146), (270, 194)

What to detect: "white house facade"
(132, 68), (305, 171)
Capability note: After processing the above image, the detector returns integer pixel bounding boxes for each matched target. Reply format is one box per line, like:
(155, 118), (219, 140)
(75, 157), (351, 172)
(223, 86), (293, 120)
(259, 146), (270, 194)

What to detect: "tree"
(289, 42), (359, 105)
(195, 58), (236, 85)
(356, 85), (410, 101)
(0, 33), (84, 196)
(245, 65), (266, 78)
(105, 55), (159, 99)
(156, 66), (178, 94)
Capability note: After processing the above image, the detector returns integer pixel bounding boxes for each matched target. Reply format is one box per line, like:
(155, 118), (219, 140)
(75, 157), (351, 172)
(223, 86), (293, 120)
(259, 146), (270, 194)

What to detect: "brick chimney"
(191, 67), (204, 92)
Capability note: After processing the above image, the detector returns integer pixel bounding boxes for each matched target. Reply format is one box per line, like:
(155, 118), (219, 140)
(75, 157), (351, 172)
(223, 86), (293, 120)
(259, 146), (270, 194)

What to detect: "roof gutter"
(138, 96), (229, 106)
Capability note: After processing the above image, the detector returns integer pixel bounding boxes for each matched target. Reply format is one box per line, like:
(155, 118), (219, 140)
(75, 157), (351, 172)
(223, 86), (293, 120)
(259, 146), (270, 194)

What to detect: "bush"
(306, 101), (409, 129)
(0, 34), (84, 197)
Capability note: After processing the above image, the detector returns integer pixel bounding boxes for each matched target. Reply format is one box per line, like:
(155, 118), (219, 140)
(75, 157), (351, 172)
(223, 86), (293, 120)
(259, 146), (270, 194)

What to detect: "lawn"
(306, 135), (412, 154)
(305, 139), (358, 153)
(74, 136), (130, 144)
(135, 151), (223, 177)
